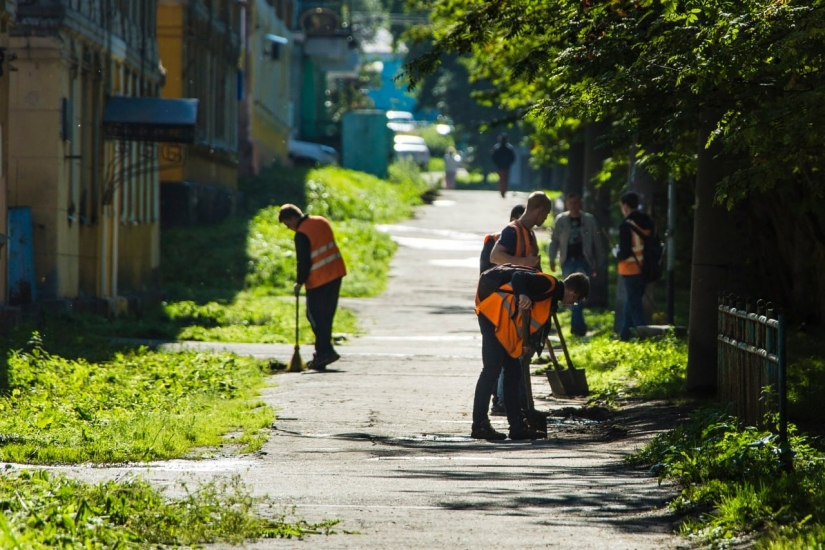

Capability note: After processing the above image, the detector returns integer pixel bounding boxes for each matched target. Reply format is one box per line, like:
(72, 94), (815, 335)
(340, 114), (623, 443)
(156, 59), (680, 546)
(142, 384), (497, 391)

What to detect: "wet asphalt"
(48, 189), (688, 549)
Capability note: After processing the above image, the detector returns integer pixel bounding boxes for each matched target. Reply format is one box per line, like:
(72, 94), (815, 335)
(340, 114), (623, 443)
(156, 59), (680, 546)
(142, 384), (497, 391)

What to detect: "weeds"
(0, 333), (273, 464)
(0, 470), (338, 547)
(629, 407), (825, 546)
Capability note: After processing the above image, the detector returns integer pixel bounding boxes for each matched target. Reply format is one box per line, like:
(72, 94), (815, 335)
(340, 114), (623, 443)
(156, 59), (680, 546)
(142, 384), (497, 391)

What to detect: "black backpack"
(629, 223), (664, 283)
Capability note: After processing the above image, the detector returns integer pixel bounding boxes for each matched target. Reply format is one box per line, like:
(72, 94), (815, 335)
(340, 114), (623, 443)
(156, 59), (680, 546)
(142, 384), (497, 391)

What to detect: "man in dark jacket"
(615, 191), (655, 341)
(490, 133), (516, 198)
(472, 265), (590, 441)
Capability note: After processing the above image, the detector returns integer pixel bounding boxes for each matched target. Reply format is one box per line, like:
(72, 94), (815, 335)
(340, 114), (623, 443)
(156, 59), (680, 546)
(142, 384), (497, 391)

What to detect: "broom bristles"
(287, 346), (303, 372)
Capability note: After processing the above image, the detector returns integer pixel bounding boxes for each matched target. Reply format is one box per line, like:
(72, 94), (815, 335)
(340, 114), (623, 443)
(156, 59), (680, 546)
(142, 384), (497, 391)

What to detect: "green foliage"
(417, 124), (455, 158)
(151, 163), (432, 343)
(0, 470), (338, 547)
(630, 407), (825, 545)
(537, 310), (687, 400)
(0, 333), (273, 464)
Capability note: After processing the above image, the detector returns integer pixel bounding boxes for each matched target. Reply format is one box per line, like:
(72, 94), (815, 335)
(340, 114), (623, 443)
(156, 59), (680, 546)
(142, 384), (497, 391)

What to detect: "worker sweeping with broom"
(471, 264), (589, 440)
(279, 204), (347, 371)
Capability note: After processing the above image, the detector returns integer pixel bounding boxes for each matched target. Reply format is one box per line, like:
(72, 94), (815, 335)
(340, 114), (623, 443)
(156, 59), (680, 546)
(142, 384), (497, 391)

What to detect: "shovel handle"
(519, 307), (535, 412)
(553, 312), (576, 371)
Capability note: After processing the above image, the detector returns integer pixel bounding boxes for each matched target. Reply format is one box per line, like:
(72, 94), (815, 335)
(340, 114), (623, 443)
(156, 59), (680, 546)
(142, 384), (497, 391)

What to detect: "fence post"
(778, 313), (792, 469)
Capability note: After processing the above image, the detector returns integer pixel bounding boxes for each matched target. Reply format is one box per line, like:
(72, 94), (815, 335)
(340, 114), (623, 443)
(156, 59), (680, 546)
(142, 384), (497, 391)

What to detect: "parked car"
(288, 139), (339, 167)
(393, 134), (431, 167)
(386, 110), (416, 133)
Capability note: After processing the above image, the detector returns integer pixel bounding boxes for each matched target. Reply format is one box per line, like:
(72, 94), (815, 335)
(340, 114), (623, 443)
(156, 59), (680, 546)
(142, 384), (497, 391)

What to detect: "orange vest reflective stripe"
(509, 220), (537, 258)
(618, 220), (648, 276)
(475, 279), (554, 358)
(297, 216), (347, 289)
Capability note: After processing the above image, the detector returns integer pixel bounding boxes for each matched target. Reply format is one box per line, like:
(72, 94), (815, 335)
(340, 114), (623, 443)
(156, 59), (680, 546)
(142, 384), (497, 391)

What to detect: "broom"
(287, 291), (304, 372)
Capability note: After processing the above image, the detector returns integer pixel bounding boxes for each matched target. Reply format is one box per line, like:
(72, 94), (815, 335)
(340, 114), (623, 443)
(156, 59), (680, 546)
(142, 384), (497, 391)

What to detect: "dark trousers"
(306, 277), (341, 356)
(496, 169), (510, 197)
(473, 315), (524, 432)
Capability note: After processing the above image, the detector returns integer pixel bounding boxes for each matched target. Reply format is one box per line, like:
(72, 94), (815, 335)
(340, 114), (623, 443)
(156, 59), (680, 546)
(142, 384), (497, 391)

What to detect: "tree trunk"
(686, 117), (744, 394)
(583, 121), (611, 308)
(565, 132), (585, 197)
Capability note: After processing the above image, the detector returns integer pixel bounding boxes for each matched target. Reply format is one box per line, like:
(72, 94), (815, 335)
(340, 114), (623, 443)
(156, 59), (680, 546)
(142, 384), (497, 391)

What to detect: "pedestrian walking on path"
(615, 191), (655, 341)
(471, 264), (590, 441)
(490, 133), (517, 198)
(279, 204), (347, 370)
(547, 192), (604, 336)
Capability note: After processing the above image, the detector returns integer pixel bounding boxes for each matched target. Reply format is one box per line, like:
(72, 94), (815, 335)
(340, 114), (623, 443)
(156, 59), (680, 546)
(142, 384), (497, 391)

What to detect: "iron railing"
(717, 294), (787, 447)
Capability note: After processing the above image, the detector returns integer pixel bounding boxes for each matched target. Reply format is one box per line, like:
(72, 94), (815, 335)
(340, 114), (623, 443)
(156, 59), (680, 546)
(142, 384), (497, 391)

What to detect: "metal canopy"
(103, 97), (199, 143)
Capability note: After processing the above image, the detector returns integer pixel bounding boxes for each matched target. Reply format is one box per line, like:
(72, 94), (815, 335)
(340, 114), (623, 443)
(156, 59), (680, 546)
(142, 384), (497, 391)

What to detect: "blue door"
(7, 206), (36, 305)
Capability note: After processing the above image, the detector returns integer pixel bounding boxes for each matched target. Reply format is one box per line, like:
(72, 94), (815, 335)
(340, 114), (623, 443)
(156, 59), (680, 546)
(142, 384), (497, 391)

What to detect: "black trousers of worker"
(306, 277), (342, 357)
(472, 315), (525, 432)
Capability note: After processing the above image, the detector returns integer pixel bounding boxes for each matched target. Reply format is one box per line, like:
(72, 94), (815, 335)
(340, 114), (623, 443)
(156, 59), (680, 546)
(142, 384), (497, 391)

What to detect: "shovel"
(552, 312), (589, 396)
(544, 336), (572, 398)
(519, 308), (547, 433)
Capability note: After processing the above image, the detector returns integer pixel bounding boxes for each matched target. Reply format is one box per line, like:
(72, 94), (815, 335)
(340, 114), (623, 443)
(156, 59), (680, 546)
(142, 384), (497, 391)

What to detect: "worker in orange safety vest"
(471, 264), (590, 441)
(279, 204), (347, 371)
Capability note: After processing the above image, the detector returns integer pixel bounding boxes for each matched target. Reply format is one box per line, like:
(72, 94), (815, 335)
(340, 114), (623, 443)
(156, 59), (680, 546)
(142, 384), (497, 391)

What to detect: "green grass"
(628, 408), (825, 548)
(0, 333), (273, 465)
(91, 162), (432, 345)
(0, 470), (338, 547)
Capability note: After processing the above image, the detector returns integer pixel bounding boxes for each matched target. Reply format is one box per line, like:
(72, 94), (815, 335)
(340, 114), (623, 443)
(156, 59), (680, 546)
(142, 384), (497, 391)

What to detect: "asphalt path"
(53, 190), (688, 549)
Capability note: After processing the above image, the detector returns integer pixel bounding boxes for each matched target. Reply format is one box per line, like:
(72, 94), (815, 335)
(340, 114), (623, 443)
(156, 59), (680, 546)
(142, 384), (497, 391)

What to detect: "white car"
(393, 135), (431, 167)
(386, 110), (416, 133)
(288, 139), (339, 167)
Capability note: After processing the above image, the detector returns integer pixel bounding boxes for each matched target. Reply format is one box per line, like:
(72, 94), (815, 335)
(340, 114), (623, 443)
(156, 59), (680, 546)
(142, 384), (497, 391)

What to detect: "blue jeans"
(563, 257), (591, 336)
(619, 274), (647, 341)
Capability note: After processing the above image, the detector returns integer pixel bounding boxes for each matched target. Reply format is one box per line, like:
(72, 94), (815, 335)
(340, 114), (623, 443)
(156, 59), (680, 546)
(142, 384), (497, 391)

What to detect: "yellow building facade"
(8, 1), (164, 302)
(239, 0), (293, 175)
(157, 0), (241, 225)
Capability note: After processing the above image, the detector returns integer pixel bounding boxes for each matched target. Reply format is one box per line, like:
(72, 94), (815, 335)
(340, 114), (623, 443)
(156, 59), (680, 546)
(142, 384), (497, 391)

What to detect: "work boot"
(508, 426), (547, 440)
(307, 351), (340, 371)
(470, 421), (507, 441)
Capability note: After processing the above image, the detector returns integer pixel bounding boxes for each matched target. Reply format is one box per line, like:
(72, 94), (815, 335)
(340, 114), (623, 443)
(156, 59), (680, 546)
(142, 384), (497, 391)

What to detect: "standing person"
(443, 146), (460, 189)
(479, 203), (525, 274)
(490, 133), (516, 198)
(616, 191), (654, 341)
(547, 193), (604, 336)
(478, 203), (526, 416)
(471, 265), (590, 440)
(279, 204), (347, 370)
(489, 191), (552, 269)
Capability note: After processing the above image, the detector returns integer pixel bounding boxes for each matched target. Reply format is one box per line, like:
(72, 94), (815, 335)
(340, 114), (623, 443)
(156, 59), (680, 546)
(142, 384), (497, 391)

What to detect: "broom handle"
(295, 293), (299, 347)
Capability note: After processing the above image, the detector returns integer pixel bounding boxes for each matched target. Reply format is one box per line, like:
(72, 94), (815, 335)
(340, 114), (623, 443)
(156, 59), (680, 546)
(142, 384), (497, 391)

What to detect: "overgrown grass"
(628, 408), (825, 548)
(536, 309), (688, 401)
(93, 162), (433, 345)
(0, 333), (273, 464)
(0, 470), (338, 547)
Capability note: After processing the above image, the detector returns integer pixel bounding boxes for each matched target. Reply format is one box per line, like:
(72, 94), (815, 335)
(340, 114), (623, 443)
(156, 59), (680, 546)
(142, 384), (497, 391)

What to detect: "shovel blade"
(569, 367), (590, 397)
(545, 369), (570, 398)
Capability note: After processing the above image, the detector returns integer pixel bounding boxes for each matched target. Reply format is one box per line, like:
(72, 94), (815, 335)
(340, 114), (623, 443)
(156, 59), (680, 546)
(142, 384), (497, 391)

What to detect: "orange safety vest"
(297, 216), (347, 289)
(475, 277), (555, 358)
(508, 220), (538, 258)
(618, 220), (648, 276)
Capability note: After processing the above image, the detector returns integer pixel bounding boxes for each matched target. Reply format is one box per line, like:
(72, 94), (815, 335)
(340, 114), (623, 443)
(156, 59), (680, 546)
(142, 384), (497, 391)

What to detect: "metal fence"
(717, 294), (787, 445)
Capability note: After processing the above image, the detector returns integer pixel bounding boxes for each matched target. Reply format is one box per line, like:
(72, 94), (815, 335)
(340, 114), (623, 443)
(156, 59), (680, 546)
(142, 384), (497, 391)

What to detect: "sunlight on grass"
(0, 334), (274, 464)
(0, 470), (339, 547)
